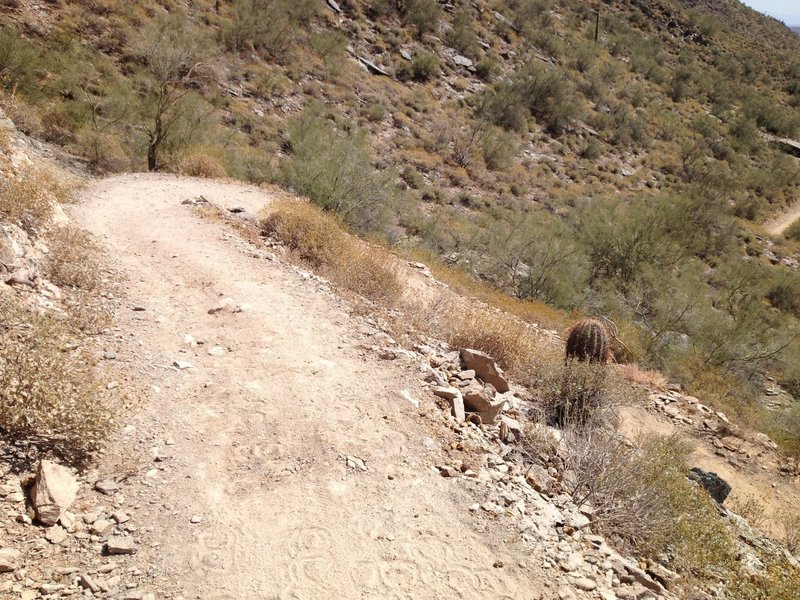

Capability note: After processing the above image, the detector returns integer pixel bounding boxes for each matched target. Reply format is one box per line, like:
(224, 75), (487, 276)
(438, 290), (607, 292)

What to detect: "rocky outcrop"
(689, 468), (731, 504)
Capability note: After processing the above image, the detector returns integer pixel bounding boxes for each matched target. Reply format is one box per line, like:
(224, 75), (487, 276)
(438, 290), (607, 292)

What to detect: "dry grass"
(417, 296), (550, 385)
(0, 296), (111, 465)
(0, 169), (56, 233)
(175, 150), (228, 179)
(617, 363), (668, 391)
(44, 224), (101, 291)
(403, 247), (569, 332)
(259, 200), (402, 306)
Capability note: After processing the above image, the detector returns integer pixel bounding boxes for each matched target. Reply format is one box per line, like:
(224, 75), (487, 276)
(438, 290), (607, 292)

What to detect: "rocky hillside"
(1, 0), (800, 500)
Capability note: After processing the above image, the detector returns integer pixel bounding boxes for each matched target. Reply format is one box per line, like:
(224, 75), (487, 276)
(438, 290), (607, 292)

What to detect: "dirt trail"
(764, 202), (800, 236)
(72, 174), (547, 599)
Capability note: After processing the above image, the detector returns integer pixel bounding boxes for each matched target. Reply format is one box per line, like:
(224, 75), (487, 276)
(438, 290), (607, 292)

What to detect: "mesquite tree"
(130, 14), (209, 171)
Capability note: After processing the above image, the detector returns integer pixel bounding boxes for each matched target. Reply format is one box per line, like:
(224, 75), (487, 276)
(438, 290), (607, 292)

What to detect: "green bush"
(785, 219), (800, 242)
(310, 29), (348, 78)
(280, 106), (395, 233)
(411, 52), (439, 81)
(224, 0), (318, 59)
(446, 10), (479, 58)
(400, 0), (441, 38)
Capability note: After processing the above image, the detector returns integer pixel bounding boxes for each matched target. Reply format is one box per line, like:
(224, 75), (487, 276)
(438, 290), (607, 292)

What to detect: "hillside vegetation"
(1, 0), (799, 452)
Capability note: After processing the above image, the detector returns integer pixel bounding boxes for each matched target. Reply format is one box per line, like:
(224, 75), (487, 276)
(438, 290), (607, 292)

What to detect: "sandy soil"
(764, 202), (800, 236)
(71, 174), (553, 600)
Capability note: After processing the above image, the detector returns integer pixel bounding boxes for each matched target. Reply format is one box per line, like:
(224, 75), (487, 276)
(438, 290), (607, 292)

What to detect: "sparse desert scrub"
(44, 224), (101, 291)
(418, 296), (548, 384)
(0, 168), (56, 234)
(0, 297), (110, 465)
(259, 200), (402, 306)
(558, 430), (738, 580)
(174, 150), (228, 179)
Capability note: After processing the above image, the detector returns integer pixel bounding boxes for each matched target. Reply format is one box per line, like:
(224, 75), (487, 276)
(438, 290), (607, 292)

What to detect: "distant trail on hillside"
(70, 173), (552, 599)
(765, 203), (800, 236)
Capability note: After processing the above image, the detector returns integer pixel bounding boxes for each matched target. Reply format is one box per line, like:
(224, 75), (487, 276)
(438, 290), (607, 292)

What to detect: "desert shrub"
(420, 297), (544, 383)
(411, 52), (439, 81)
(259, 201), (402, 305)
(224, 0), (318, 58)
(76, 129), (131, 173)
(725, 558), (800, 600)
(364, 102), (386, 123)
(481, 126), (517, 170)
(475, 56), (495, 80)
(786, 220), (800, 242)
(0, 298), (110, 465)
(559, 432), (737, 572)
(259, 201), (346, 267)
(0, 168), (56, 234)
(334, 245), (402, 306)
(539, 363), (611, 427)
(0, 28), (42, 96)
(175, 151), (228, 179)
(484, 61), (579, 135)
(310, 29), (348, 78)
(44, 225), (101, 291)
(281, 106), (395, 233)
(400, 0), (440, 38)
(779, 509), (800, 554)
(767, 273), (800, 317)
(446, 10), (479, 58)
(576, 197), (679, 286)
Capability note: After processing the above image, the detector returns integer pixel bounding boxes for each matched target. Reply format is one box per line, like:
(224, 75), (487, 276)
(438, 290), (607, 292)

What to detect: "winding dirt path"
(71, 174), (549, 599)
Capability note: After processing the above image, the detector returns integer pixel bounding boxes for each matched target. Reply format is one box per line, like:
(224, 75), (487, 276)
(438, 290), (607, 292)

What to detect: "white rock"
(0, 548), (21, 572)
(30, 460), (78, 526)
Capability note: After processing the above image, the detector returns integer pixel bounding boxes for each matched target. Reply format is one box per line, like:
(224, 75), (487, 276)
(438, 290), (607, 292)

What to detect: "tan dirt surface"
(71, 174), (552, 600)
(618, 404), (800, 536)
(764, 202), (800, 236)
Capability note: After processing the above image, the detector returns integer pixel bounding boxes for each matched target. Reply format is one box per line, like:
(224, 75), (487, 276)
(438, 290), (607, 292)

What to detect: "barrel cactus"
(565, 318), (611, 365)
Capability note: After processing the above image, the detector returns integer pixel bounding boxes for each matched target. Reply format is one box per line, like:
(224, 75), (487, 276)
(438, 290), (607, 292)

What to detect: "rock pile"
(0, 458), (154, 598)
(372, 337), (684, 599)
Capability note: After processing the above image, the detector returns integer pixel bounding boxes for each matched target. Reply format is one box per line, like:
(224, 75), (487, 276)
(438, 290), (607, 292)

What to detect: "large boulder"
(689, 467), (731, 504)
(30, 460), (79, 526)
(460, 349), (510, 393)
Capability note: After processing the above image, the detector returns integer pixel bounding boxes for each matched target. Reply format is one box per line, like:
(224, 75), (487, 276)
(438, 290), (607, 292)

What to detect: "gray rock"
(453, 55), (474, 68)
(433, 386), (461, 401)
(111, 511), (130, 524)
(525, 464), (551, 494)
(208, 298), (242, 315)
(450, 394), (466, 423)
(173, 360), (194, 370)
(106, 536), (138, 555)
(103, 351), (117, 360)
(95, 479), (119, 495)
(91, 519), (114, 535)
(45, 525), (68, 544)
(571, 577), (597, 591)
(357, 56), (390, 77)
(460, 349), (510, 392)
(31, 460), (79, 526)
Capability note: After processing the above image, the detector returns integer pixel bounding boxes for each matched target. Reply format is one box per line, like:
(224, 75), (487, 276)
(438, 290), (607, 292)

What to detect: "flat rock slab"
(106, 536), (138, 555)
